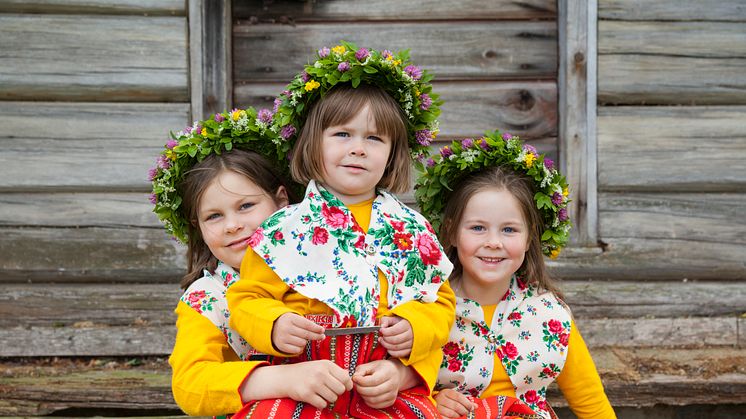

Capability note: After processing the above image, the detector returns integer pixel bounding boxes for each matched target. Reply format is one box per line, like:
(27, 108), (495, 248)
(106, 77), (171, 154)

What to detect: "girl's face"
(197, 170), (287, 270)
(455, 188), (529, 304)
(320, 104), (392, 205)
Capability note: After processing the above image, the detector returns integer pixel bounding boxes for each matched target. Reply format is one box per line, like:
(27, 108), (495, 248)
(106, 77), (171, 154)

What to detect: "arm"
(555, 321), (617, 419)
(170, 302), (265, 416)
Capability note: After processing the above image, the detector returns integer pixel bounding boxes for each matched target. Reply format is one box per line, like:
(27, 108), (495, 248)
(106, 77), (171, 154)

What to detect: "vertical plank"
(558, 0), (598, 247)
(189, 0), (232, 121)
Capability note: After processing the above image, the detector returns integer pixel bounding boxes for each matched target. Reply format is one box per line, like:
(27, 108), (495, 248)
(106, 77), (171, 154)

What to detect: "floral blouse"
(436, 276), (571, 418)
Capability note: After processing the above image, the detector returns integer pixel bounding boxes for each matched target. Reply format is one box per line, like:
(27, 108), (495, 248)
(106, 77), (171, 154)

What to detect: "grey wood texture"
(0, 102), (190, 190)
(234, 81), (558, 141)
(232, 22), (557, 82)
(558, 0), (598, 247)
(598, 20), (746, 105)
(0, 0), (185, 15)
(597, 106), (746, 192)
(599, 0), (746, 21)
(233, 0), (557, 20)
(0, 14), (188, 102)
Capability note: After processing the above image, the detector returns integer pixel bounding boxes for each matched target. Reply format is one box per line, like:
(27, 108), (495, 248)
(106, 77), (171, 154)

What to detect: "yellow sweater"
(228, 198), (457, 393)
(169, 301), (264, 416)
(481, 305), (616, 419)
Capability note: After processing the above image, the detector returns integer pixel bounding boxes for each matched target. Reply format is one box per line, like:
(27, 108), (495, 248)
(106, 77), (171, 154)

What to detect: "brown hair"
(439, 166), (563, 299)
(178, 149), (297, 290)
(290, 83), (411, 193)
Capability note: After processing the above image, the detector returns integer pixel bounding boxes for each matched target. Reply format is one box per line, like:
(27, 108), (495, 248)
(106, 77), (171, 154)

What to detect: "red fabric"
(455, 395), (545, 419)
(233, 332), (438, 418)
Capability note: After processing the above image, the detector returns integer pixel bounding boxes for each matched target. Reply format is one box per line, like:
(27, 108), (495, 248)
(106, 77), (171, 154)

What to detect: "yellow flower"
(331, 45), (346, 55)
(165, 150), (177, 161)
(393, 59), (401, 66)
(231, 110), (245, 121)
(414, 89), (420, 96)
(550, 249), (561, 259)
(431, 130), (438, 139)
(304, 80), (320, 92)
(524, 153), (536, 167)
(563, 187), (569, 197)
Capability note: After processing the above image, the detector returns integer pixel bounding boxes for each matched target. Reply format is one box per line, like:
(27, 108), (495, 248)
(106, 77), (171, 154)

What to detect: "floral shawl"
(436, 276), (571, 418)
(180, 262), (255, 360)
(248, 180), (452, 327)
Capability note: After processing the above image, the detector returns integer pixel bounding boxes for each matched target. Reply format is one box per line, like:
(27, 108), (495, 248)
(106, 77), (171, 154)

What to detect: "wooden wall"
(0, 1), (190, 285)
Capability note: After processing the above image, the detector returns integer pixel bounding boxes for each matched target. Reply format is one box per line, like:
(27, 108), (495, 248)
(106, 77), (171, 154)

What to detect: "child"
(226, 43), (456, 418)
(415, 131), (616, 419)
(151, 110), (355, 416)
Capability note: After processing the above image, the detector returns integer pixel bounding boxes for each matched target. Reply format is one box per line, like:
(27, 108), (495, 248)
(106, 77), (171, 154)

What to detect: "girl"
(151, 111), (355, 416)
(226, 44), (456, 418)
(415, 132), (616, 419)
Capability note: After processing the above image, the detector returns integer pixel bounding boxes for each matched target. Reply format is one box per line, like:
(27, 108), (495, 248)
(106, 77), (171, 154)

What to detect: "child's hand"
(352, 359), (402, 409)
(272, 312), (325, 354)
(284, 360), (353, 409)
(379, 315), (413, 358)
(435, 388), (477, 418)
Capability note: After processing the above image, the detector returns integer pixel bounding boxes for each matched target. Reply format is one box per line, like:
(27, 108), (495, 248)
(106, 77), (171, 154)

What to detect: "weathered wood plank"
(599, 193), (746, 245)
(0, 0), (185, 15)
(190, 0), (232, 121)
(598, 21), (746, 105)
(233, 0), (556, 20)
(0, 102), (190, 190)
(599, 0), (746, 22)
(233, 22), (557, 82)
(579, 317), (738, 348)
(235, 81), (558, 141)
(0, 15), (188, 102)
(597, 106), (746, 192)
(0, 228), (185, 283)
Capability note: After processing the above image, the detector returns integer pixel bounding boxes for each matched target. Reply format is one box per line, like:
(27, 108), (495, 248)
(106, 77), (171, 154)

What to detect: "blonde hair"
(290, 83), (411, 193)
(440, 166), (563, 299)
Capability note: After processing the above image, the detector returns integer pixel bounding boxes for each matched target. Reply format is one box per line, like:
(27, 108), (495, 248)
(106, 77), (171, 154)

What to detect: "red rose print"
(311, 226), (329, 245)
(391, 220), (405, 232)
(339, 315), (357, 328)
(415, 233), (441, 266)
(393, 232), (413, 250)
(273, 230), (283, 241)
(559, 332), (569, 346)
(468, 388), (479, 397)
(442, 341), (459, 357)
(502, 342), (518, 359)
(537, 400), (547, 410)
(321, 203), (348, 228)
(548, 319), (563, 334)
(247, 227), (263, 248)
(187, 290), (206, 305)
(431, 275), (441, 284)
(542, 367), (553, 376)
(425, 221), (435, 234)
(524, 390), (539, 404)
(354, 235), (366, 250)
(447, 358), (462, 372)
(508, 312), (522, 321)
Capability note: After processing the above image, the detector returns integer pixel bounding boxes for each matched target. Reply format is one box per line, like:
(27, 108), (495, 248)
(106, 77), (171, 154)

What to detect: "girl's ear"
(274, 185), (289, 207)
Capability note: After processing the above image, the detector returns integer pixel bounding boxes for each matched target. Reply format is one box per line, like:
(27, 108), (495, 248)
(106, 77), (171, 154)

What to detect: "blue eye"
(335, 131), (350, 138)
(470, 225), (485, 232)
(503, 227), (515, 233)
(240, 202), (255, 211)
(205, 213), (221, 221)
(368, 135), (383, 142)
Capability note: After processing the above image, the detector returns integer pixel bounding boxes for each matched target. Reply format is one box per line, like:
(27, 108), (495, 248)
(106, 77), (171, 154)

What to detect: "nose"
(224, 217), (243, 234)
(484, 233), (503, 249)
(348, 137), (367, 157)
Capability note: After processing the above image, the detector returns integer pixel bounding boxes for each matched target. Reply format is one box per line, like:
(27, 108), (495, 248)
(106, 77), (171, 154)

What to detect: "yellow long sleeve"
(169, 302), (265, 416)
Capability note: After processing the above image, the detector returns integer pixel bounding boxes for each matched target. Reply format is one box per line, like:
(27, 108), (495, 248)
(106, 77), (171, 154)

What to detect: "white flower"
(461, 149), (479, 163)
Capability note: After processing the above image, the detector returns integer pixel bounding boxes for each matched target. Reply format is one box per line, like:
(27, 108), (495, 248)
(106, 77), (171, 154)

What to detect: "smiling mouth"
(479, 257), (504, 263)
(228, 237), (251, 248)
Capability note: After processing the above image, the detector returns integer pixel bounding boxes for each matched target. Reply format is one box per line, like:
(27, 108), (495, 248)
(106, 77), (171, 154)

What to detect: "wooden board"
(233, 22), (557, 82)
(597, 106), (746, 192)
(0, 15), (188, 102)
(598, 21), (746, 105)
(234, 81), (558, 141)
(0, 102), (190, 190)
(0, 0), (185, 15)
(599, 0), (746, 22)
(233, 0), (556, 21)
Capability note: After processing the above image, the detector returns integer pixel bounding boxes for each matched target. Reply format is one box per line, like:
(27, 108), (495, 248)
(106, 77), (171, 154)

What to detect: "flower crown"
(270, 40), (442, 159)
(414, 130), (571, 258)
(149, 108), (292, 244)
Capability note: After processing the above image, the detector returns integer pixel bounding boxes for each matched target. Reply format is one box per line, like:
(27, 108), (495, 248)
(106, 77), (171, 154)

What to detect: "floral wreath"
(269, 40), (442, 159)
(414, 130), (571, 258)
(149, 108), (294, 244)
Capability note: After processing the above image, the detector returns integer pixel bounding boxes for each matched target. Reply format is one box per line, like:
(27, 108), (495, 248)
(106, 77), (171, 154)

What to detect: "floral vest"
(248, 180), (453, 327)
(180, 263), (257, 360)
(436, 276), (571, 419)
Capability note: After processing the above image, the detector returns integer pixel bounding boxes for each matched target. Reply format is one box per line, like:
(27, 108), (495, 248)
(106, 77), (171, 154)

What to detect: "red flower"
(339, 315), (357, 328)
(425, 221), (435, 235)
(247, 227), (263, 247)
(559, 332), (570, 346)
(187, 290), (206, 305)
(415, 233), (441, 266)
(447, 358), (462, 372)
(321, 203), (348, 228)
(502, 342), (518, 359)
(537, 400), (548, 411)
(468, 388), (480, 397)
(548, 319), (563, 334)
(431, 275), (441, 284)
(393, 232), (413, 250)
(508, 312), (522, 321)
(542, 367), (554, 377)
(442, 341), (459, 357)
(391, 220), (405, 232)
(524, 390), (539, 404)
(311, 226), (329, 245)
(354, 235), (366, 250)
(273, 230), (283, 241)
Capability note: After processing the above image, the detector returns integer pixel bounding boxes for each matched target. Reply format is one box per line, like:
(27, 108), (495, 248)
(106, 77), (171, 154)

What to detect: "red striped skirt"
(455, 395), (546, 419)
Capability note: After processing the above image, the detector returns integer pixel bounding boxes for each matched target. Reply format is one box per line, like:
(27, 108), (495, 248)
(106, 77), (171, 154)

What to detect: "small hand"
(272, 312), (325, 354)
(284, 360), (353, 409)
(352, 359), (401, 409)
(379, 316), (413, 358)
(435, 388), (477, 419)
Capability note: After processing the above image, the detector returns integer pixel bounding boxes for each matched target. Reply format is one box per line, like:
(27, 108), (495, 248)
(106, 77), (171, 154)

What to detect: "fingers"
(435, 389), (474, 418)
(379, 316), (408, 336)
(292, 315), (325, 341)
(352, 361), (399, 408)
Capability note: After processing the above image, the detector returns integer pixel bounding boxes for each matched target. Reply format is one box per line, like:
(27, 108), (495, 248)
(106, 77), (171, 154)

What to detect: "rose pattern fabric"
(436, 276), (571, 419)
(248, 180), (453, 327)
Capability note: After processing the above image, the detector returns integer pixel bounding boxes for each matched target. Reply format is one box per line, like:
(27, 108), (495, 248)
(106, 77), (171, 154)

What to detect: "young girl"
(151, 111), (357, 416)
(226, 44), (456, 418)
(415, 132), (616, 419)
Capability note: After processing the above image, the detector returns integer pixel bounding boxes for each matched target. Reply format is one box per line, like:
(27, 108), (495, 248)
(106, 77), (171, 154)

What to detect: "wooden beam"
(599, 0), (746, 22)
(558, 0), (598, 247)
(0, 0), (185, 15)
(189, 0), (232, 121)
